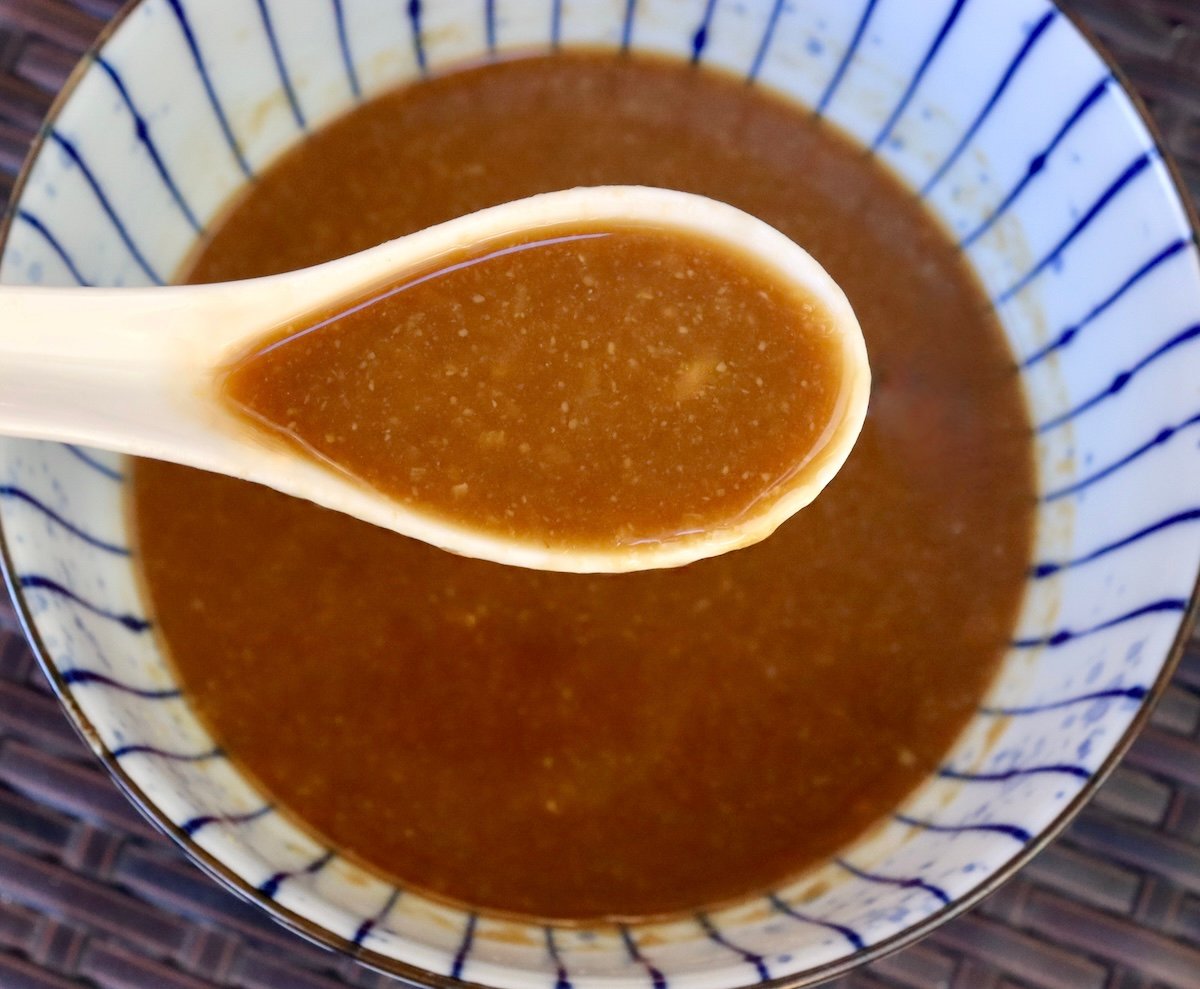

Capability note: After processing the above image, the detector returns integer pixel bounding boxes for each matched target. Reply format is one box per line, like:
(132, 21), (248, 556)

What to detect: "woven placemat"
(1, 1), (1198, 987)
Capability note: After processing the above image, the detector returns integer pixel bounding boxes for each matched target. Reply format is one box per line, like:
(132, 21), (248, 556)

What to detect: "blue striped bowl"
(2, 1), (1198, 987)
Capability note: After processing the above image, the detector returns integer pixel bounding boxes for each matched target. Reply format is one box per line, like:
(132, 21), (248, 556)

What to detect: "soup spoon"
(0, 186), (868, 573)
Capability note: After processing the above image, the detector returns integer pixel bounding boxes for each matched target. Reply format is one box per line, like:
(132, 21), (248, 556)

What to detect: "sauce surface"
(132, 53), (1035, 922)
(222, 224), (847, 546)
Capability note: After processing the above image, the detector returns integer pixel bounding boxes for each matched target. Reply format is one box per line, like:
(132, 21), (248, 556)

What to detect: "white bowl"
(2, 2), (1198, 987)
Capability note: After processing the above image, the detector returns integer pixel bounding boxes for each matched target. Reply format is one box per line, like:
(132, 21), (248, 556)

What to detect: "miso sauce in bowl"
(136, 53), (1034, 922)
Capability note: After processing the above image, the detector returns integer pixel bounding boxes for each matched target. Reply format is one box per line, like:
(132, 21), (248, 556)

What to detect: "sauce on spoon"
(221, 220), (852, 550)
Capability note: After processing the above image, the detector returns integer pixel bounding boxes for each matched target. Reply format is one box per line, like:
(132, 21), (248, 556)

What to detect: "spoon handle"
(0, 270), (362, 465)
(0, 285), (212, 455)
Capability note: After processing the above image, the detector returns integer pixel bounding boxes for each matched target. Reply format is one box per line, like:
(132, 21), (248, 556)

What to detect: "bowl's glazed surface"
(1, 2), (1198, 987)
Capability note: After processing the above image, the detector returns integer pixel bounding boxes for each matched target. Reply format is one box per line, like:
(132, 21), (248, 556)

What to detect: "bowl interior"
(2, 1), (1198, 987)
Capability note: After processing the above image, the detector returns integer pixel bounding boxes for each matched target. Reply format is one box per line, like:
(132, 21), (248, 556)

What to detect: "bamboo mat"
(1, 1), (1198, 986)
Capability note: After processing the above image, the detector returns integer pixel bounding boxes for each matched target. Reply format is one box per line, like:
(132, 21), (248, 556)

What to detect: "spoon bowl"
(0, 185), (868, 572)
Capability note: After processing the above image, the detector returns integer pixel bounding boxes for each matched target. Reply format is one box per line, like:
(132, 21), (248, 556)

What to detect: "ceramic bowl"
(2, 1), (1199, 987)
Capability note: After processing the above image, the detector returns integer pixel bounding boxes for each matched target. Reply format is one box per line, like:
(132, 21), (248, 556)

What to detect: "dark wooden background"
(1, 1), (1198, 986)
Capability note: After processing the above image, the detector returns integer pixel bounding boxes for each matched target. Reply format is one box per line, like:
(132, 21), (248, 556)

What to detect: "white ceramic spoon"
(0, 186), (869, 573)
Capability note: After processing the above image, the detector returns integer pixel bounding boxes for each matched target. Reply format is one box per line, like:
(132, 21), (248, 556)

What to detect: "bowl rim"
(0, 1), (1197, 987)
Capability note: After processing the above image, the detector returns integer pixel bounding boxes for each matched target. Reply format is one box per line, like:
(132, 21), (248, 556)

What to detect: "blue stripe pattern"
(1022, 238), (1189, 369)
(995, 151), (1155, 306)
(331, 0), (361, 99)
(544, 927), (572, 989)
(259, 849), (334, 898)
(815, 0), (879, 117)
(450, 913), (477, 980)
(61, 668), (179, 698)
(19, 575), (149, 632)
(352, 887), (402, 946)
(1034, 509), (1200, 578)
(550, 0), (562, 49)
(960, 76), (1112, 250)
(619, 925), (666, 989)
(621, 0), (638, 53)
(255, 0), (307, 130)
(747, 0), (786, 84)
(768, 893), (865, 951)
(895, 813), (1031, 843)
(93, 56), (203, 232)
(14, 211), (90, 285)
(407, 0), (427, 74)
(697, 913), (769, 981)
(982, 685), (1148, 716)
(182, 803), (273, 836)
(1037, 322), (1200, 433)
(938, 763), (1090, 782)
(164, 0), (253, 177)
(871, 0), (970, 152)
(64, 444), (124, 481)
(0, 485), (129, 555)
(47, 130), (164, 285)
(835, 859), (951, 906)
(485, 0), (497, 53)
(1045, 410), (1200, 502)
(1014, 599), (1187, 649)
(691, 0), (720, 64)
(112, 743), (222, 761)
(920, 9), (1056, 197)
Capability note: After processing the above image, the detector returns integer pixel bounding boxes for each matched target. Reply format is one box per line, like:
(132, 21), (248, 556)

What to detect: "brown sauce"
(221, 223), (847, 546)
(131, 53), (1035, 922)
